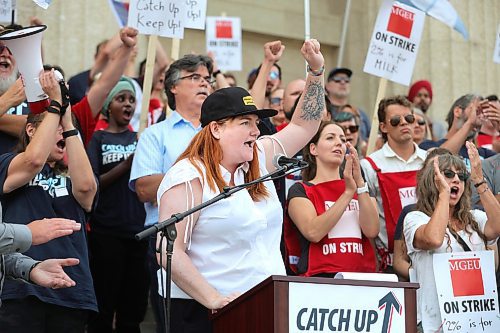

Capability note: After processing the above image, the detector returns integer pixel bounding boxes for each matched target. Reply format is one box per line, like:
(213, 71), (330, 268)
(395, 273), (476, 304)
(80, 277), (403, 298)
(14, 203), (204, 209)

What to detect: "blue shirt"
(129, 111), (201, 227)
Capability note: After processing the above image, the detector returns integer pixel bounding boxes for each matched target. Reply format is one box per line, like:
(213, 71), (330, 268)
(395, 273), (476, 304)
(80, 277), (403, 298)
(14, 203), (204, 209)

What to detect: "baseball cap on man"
(327, 67), (353, 81)
(201, 87), (277, 127)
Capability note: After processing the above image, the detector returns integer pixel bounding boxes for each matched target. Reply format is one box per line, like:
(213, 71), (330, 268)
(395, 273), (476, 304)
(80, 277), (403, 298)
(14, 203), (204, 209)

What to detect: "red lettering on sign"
(387, 5), (414, 38)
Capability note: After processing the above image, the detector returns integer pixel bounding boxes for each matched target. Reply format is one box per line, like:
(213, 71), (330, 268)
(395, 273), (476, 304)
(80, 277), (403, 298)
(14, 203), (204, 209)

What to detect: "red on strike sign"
(387, 5), (414, 38)
(216, 20), (233, 38)
(449, 258), (485, 297)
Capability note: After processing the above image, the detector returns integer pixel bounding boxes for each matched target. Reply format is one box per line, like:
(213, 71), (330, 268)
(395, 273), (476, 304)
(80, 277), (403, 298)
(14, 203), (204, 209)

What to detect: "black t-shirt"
(87, 130), (146, 237)
(0, 102), (30, 155)
(0, 153), (97, 311)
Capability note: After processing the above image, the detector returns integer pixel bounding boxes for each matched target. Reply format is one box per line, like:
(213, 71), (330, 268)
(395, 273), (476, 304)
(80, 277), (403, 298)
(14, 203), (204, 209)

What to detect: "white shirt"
(404, 209), (494, 333)
(157, 140), (285, 299)
(360, 142), (427, 249)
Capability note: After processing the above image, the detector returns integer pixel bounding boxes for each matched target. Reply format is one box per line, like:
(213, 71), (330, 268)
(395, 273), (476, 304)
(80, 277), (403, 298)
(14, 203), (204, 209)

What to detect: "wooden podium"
(211, 275), (419, 333)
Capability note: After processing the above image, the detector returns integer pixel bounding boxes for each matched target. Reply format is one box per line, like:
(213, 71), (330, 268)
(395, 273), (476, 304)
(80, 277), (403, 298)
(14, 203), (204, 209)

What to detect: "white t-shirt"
(404, 209), (495, 333)
(156, 140), (285, 299)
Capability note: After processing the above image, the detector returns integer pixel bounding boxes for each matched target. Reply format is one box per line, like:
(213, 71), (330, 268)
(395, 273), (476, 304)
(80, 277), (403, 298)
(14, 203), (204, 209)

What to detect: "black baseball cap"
(327, 67), (353, 81)
(201, 87), (277, 127)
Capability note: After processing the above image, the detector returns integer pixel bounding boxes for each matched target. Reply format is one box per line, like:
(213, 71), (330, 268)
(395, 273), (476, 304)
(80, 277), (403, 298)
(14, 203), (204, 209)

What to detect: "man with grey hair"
(419, 94), (496, 168)
(129, 54), (213, 333)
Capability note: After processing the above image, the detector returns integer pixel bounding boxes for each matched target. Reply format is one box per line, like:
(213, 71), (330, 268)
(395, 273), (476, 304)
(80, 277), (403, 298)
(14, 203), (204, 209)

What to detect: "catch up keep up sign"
(127, 0), (187, 38)
(364, 0), (425, 86)
(289, 282), (405, 333)
(434, 251), (500, 332)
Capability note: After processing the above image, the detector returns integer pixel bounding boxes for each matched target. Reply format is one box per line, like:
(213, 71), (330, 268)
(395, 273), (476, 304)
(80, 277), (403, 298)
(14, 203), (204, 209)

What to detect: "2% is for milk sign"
(433, 251), (499, 332)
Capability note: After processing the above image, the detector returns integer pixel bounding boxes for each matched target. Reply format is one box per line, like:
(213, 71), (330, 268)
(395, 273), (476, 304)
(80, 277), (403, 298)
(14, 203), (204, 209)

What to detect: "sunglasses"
(0, 44), (11, 55)
(331, 76), (350, 83)
(270, 97), (282, 105)
(269, 71), (280, 80)
(416, 119), (426, 126)
(443, 169), (468, 182)
(341, 125), (359, 133)
(389, 114), (415, 127)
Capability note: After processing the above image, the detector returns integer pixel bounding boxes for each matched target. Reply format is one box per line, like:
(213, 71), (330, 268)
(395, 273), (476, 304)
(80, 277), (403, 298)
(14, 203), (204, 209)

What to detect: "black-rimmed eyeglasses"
(179, 73), (214, 85)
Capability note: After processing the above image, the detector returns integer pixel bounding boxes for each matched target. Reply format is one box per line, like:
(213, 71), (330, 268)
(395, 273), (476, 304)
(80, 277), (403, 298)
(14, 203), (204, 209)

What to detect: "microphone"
(273, 154), (307, 170)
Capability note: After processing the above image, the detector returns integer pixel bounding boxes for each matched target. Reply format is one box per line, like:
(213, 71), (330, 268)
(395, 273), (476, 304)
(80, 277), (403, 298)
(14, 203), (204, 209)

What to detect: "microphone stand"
(135, 163), (306, 333)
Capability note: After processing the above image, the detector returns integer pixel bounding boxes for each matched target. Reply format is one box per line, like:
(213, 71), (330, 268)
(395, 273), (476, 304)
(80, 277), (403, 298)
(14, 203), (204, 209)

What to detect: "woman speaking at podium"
(284, 121), (379, 276)
(404, 142), (500, 332)
(156, 39), (325, 332)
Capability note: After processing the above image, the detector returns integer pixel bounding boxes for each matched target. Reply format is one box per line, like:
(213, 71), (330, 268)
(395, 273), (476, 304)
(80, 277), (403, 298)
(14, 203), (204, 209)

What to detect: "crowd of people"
(0, 21), (499, 333)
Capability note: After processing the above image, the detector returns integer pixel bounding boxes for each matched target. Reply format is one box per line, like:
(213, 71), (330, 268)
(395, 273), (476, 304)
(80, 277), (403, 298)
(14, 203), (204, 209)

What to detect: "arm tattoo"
(300, 80), (324, 121)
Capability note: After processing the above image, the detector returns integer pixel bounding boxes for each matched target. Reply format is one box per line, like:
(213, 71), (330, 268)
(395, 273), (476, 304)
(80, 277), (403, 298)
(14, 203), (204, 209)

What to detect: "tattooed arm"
(261, 39), (325, 172)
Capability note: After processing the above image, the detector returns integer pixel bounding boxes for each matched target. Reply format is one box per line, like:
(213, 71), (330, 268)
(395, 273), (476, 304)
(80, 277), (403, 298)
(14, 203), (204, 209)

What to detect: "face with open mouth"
(216, 114), (260, 171)
(48, 127), (66, 162)
(0, 43), (14, 78)
(442, 167), (466, 205)
(310, 123), (347, 166)
(108, 90), (136, 127)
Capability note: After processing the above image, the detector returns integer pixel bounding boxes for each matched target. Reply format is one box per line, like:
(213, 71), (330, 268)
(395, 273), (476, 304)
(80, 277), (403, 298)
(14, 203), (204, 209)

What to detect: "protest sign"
(494, 24), (500, 64)
(363, 0), (425, 86)
(205, 17), (242, 71)
(184, 0), (207, 30)
(128, 0), (186, 38)
(289, 282), (405, 332)
(0, 0), (14, 23)
(433, 251), (499, 332)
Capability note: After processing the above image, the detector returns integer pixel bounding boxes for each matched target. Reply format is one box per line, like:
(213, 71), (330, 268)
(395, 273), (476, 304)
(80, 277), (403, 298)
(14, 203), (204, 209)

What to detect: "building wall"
(12, 0), (500, 125)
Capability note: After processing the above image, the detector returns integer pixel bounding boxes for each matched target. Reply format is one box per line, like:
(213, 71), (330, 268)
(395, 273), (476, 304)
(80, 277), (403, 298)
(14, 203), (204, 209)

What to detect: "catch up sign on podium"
(211, 275), (418, 333)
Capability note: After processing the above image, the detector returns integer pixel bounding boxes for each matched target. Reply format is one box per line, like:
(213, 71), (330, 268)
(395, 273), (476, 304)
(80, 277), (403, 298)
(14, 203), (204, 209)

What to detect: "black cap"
(327, 67), (353, 81)
(201, 87), (277, 127)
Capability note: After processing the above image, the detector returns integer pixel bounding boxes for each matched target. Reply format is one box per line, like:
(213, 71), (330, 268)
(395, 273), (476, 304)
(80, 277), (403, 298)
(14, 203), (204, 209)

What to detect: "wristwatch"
(357, 183), (369, 195)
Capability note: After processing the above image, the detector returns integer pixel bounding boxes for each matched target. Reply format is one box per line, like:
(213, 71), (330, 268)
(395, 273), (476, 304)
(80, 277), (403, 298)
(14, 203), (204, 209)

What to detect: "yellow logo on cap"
(242, 96), (255, 106)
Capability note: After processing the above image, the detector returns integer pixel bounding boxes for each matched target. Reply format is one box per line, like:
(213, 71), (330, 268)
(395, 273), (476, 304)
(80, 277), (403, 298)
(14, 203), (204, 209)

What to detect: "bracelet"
(474, 180), (487, 188)
(62, 129), (79, 139)
(28, 262), (41, 283)
(46, 100), (62, 115)
(212, 70), (222, 78)
(307, 65), (325, 76)
(478, 186), (490, 195)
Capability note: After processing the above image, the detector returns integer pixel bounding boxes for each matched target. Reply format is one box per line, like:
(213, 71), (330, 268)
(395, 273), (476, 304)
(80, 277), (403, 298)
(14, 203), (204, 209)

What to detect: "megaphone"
(0, 25), (49, 114)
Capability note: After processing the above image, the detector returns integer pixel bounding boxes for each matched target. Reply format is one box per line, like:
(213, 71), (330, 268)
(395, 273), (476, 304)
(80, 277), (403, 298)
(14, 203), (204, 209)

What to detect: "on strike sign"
(363, 0), (425, 86)
(434, 251), (499, 332)
(206, 17), (242, 71)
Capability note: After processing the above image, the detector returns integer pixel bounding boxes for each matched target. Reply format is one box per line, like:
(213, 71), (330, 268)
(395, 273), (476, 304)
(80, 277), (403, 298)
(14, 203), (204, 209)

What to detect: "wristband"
(307, 65), (325, 76)
(212, 70), (222, 78)
(478, 186), (490, 195)
(46, 100), (62, 115)
(28, 262), (41, 283)
(62, 129), (79, 139)
(474, 180), (487, 188)
(357, 183), (369, 195)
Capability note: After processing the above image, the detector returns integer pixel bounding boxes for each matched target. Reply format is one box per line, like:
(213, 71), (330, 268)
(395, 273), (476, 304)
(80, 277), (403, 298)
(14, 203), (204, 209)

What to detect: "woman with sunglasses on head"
(155, 40), (324, 333)
(284, 121), (379, 277)
(0, 70), (98, 332)
(404, 142), (500, 332)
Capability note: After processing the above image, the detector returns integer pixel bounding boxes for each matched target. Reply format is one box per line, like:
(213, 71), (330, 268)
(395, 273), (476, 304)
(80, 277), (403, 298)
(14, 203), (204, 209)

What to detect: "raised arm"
(2, 71), (61, 193)
(249, 41), (285, 108)
(468, 142), (500, 240)
(440, 100), (478, 154)
(412, 158), (450, 250)
(156, 180), (239, 309)
(0, 79), (25, 116)
(62, 105), (97, 212)
(208, 51), (230, 90)
(86, 27), (138, 118)
(262, 39), (324, 171)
